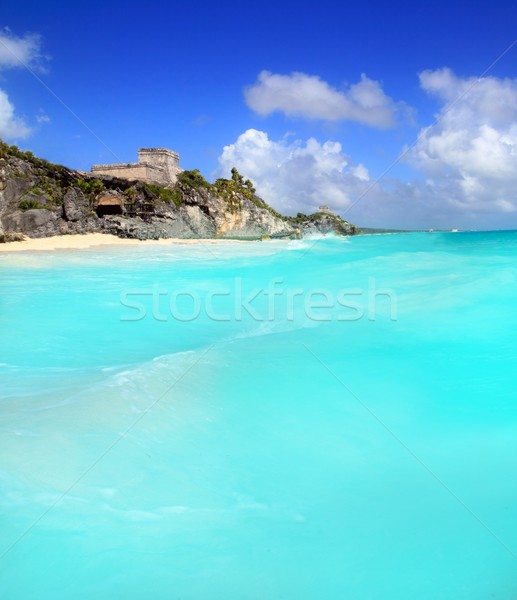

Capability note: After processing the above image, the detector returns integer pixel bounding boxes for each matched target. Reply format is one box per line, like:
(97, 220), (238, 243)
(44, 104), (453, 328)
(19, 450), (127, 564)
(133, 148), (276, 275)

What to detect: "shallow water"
(1, 232), (517, 599)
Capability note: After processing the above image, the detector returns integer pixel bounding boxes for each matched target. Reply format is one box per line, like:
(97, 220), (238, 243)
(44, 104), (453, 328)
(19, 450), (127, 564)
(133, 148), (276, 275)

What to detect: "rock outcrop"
(291, 211), (357, 237)
(0, 143), (358, 242)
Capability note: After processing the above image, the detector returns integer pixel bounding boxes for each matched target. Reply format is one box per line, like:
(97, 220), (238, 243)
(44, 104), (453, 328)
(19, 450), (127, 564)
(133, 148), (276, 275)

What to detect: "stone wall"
(91, 161), (167, 184)
(91, 148), (181, 185)
(138, 148), (181, 184)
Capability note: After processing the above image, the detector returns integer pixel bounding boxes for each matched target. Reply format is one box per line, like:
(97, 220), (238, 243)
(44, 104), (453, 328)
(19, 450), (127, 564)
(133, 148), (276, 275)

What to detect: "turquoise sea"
(1, 231), (517, 599)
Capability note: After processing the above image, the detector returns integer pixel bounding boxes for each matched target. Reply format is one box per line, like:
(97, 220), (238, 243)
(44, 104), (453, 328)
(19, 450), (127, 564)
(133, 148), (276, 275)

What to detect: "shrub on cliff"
(177, 169), (212, 190)
(75, 178), (105, 196)
(214, 167), (286, 219)
(213, 177), (242, 213)
(143, 183), (183, 207)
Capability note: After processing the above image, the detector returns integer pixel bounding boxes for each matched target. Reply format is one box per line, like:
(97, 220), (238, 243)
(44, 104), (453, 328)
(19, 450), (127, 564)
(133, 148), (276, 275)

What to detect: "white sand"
(0, 233), (251, 252)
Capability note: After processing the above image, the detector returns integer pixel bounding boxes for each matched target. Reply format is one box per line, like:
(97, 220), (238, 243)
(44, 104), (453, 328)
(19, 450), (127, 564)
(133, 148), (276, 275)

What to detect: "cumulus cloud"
(218, 69), (517, 230)
(0, 28), (45, 71)
(0, 89), (31, 139)
(216, 127), (514, 231)
(410, 67), (517, 214)
(216, 128), (377, 216)
(245, 71), (398, 128)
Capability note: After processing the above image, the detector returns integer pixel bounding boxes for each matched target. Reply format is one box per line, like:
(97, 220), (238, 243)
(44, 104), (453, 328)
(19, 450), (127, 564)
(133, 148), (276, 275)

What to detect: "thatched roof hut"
(96, 194), (124, 216)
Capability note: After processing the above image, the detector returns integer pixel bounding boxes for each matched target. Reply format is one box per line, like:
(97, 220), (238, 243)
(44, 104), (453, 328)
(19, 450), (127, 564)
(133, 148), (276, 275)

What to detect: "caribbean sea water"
(1, 231), (517, 599)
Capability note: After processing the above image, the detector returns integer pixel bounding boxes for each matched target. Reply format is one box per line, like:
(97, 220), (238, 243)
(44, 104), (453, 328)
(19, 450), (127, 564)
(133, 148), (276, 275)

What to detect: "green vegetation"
(213, 176), (242, 213)
(222, 168), (286, 219)
(124, 187), (138, 202)
(143, 183), (183, 207)
(0, 140), (68, 176)
(248, 194), (285, 220)
(19, 199), (40, 211)
(315, 211), (349, 223)
(0, 139), (77, 209)
(214, 167), (284, 217)
(290, 212), (309, 224)
(290, 211), (349, 224)
(75, 178), (105, 196)
(24, 184), (63, 207)
(70, 178), (105, 211)
(177, 169), (211, 189)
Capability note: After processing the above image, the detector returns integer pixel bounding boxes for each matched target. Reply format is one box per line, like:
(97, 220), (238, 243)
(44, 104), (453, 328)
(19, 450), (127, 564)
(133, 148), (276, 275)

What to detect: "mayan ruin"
(91, 148), (181, 185)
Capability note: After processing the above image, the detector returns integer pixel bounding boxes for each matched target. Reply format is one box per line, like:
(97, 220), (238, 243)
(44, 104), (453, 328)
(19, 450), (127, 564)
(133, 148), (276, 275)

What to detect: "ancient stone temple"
(91, 148), (181, 185)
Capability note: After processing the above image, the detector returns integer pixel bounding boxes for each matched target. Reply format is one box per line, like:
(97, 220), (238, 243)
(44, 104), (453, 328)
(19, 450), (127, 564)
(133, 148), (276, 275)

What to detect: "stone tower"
(137, 148), (180, 184)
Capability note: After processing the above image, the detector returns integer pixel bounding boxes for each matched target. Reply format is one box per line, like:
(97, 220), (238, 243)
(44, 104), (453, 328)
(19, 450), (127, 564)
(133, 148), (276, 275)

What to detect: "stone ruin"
(91, 148), (181, 186)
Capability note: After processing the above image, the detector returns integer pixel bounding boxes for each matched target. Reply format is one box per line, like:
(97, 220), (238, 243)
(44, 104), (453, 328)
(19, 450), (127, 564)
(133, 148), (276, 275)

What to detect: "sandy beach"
(0, 233), (250, 252)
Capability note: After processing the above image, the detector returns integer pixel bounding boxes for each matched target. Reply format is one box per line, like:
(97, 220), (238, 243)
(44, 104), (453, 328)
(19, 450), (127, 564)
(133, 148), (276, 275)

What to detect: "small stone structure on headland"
(91, 148), (181, 186)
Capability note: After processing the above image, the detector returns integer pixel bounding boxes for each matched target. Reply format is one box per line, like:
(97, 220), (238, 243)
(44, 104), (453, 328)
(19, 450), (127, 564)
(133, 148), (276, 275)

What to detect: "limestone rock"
(63, 188), (90, 221)
(2, 231), (25, 242)
(2, 209), (58, 237)
(0, 158), (7, 192)
(295, 212), (358, 237)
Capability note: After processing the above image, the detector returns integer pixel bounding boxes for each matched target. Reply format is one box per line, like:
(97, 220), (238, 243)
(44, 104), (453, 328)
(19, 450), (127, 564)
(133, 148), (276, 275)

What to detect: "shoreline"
(0, 233), (253, 253)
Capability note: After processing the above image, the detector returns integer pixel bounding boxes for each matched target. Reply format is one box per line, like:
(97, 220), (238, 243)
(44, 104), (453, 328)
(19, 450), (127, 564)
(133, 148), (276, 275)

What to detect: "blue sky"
(1, 0), (517, 229)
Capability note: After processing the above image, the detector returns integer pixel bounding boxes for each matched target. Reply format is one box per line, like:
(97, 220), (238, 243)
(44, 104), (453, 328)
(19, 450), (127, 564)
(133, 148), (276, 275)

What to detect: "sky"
(1, 0), (517, 229)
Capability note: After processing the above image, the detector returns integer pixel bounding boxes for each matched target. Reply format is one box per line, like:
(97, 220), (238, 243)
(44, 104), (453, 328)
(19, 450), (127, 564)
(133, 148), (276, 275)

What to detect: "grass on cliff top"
(290, 211), (350, 224)
(0, 140), (70, 177)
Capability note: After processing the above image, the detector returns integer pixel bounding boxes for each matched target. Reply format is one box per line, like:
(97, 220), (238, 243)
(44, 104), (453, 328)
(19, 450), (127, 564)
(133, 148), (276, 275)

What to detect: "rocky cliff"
(290, 210), (358, 237)
(0, 143), (357, 242)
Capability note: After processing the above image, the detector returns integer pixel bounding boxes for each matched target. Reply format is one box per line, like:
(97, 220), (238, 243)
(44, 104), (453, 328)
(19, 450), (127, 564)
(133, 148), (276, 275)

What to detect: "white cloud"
(0, 30), (48, 141)
(217, 68), (517, 230)
(0, 28), (45, 71)
(215, 127), (515, 231)
(410, 67), (517, 214)
(245, 71), (398, 128)
(216, 128), (374, 216)
(0, 89), (31, 139)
